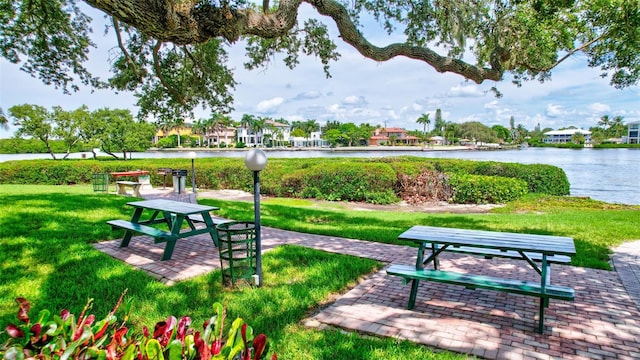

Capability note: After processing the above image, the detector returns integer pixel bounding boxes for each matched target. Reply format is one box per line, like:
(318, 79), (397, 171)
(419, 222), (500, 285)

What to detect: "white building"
(262, 120), (291, 147)
(626, 121), (640, 144)
(290, 131), (328, 147)
(237, 119), (291, 147)
(543, 129), (592, 144)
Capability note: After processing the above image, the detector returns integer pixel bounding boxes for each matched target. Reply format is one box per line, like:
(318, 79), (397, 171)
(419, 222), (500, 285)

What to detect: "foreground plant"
(1, 291), (275, 360)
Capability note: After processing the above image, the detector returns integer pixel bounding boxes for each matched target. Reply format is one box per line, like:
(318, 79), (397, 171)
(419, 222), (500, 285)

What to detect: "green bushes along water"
(0, 156), (570, 204)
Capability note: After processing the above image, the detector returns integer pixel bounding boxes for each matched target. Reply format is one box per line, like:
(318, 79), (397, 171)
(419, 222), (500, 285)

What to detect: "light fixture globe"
(188, 151), (197, 159)
(245, 149), (268, 171)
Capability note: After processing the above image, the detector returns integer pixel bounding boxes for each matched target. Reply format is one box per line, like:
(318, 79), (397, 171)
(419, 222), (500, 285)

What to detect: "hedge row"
(449, 174), (529, 204)
(0, 156), (571, 204)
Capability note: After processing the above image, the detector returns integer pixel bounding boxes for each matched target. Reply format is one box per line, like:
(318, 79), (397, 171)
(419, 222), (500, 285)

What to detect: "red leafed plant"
(0, 290), (276, 360)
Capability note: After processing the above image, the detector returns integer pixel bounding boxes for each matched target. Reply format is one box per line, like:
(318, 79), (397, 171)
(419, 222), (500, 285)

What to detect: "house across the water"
(543, 129), (592, 144)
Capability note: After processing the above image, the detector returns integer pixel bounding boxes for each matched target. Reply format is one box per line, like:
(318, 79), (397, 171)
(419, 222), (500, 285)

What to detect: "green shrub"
(280, 162), (399, 204)
(155, 137), (175, 148)
(470, 162), (570, 195)
(593, 143), (640, 149)
(449, 174), (528, 204)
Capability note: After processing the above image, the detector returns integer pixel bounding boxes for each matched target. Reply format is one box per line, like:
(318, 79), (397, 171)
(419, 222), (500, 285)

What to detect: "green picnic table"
(387, 225), (576, 334)
(107, 199), (220, 261)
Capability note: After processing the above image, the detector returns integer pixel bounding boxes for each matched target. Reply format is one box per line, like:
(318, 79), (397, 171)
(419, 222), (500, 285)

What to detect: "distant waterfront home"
(369, 127), (420, 146)
(204, 126), (236, 147)
(429, 136), (445, 145)
(154, 124), (192, 144)
(290, 131), (328, 147)
(543, 129), (592, 144)
(237, 119), (290, 147)
(627, 121), (640, 144)
(262, 119), (291, 147)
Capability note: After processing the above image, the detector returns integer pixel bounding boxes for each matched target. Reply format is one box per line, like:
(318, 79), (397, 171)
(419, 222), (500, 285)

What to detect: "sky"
(1, 3), (639, 139)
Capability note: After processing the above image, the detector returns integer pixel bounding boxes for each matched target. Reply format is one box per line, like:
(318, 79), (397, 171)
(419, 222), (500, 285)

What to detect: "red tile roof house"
(369, 127), (420, 146)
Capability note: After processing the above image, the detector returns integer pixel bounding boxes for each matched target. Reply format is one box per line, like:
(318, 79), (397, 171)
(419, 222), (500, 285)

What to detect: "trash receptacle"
(216, 221), (257, 287)
(171, 169), (187, 193)
(92, 173), (109, 192)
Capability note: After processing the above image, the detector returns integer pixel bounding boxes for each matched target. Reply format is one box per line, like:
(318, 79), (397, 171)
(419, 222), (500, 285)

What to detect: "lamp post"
(244, 149), (267, 286)
(188, 151), (197, 194)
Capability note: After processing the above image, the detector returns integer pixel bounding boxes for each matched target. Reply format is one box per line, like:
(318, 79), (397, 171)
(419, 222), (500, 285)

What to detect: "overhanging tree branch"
(84, 0), (503, 83)
(152, 41), (187, 104)
(306, 0), (503, 83)
(544, 33), (608, 72)
(113, 18), (144, 81)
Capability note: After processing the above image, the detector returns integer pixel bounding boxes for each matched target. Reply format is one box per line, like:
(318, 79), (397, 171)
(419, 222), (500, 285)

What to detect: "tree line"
(2, 102), (633, 159)
(413, 110), (631, 146)
(5, 105), (155, 160)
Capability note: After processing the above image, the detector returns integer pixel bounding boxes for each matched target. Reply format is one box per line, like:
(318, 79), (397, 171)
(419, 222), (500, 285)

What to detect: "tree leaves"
(0, 0), (102, 93)
(2, 0), (639, 122)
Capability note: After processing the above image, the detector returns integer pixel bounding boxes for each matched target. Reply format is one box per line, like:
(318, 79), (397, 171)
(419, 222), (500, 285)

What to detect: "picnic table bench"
(115, 180), (142, 197)
(387, 225), (576, 334)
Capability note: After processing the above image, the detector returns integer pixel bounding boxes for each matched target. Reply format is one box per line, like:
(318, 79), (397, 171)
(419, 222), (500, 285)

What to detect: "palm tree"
(611, 116), (625, 138)
(0, 108), (9, 131)
(416, 113), (430, 145)
(206, 114), (232, 147)
(598, 115), (611, 130)
(292, 119), (320, 146)
(240, 114), (268, 146)
(191, 119), (207, 147)
(174, 118), (185, 147)
(302, 119), (320, 146)
(156, 119), (173, 144)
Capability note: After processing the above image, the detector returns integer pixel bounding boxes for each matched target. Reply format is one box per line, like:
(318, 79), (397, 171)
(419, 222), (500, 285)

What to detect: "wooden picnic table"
(107, 199), (220, 261)
(110, 170), (149, 178)
(387, 225), (576, 333)
(111, 171), (150, 195)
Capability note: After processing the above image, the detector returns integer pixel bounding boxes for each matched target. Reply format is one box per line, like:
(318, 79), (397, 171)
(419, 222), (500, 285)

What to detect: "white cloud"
(342, 95), (367, 106)
(484, 100), (499, 109)
(387, 110), (400, 120)
(588, 102), (610, 113)
(256, 97), (284, 112)
(284, 114), (305, 122)
(449, 84), (484, 97)
(328, 103), (343, 113)
(545, 104), (567, 117)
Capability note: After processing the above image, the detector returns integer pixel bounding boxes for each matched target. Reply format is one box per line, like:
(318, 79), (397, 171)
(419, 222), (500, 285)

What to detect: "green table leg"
(200, 212), (219, 247)
(408, 279), (419, 310)
(537, 254), (549, 334)
(161, 214), (185, 261)
(119, 208), (143, 248)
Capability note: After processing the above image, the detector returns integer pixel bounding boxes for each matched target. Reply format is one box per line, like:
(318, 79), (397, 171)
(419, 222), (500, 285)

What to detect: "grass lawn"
(0, 185), (468, 359)
(1, 184), (639, 359)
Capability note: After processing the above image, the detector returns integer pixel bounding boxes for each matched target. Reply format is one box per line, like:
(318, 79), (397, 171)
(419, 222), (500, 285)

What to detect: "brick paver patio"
(95, 223), (640, 359)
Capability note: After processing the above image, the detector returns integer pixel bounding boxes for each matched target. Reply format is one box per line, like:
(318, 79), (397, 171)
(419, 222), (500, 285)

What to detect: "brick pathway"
(95, 223), (640, 359)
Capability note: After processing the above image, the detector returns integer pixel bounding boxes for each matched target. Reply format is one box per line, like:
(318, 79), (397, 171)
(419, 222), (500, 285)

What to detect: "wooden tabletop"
(398, 225), (576, 256)
(126, 199), (219, 215)
(111, 170), (149, 177)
